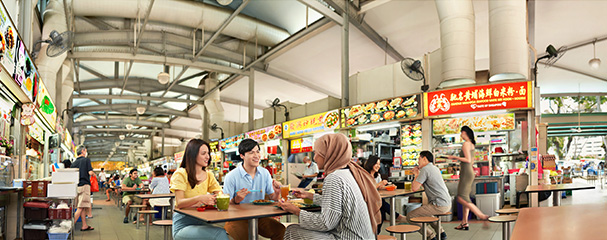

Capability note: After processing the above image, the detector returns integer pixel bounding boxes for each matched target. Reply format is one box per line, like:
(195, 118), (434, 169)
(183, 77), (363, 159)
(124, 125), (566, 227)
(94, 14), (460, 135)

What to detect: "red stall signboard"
(423, 81), (533, 117)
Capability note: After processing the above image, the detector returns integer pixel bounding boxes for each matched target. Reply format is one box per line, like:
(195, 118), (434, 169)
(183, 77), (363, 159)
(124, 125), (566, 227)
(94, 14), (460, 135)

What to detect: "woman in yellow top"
(170, 139), (229, 240)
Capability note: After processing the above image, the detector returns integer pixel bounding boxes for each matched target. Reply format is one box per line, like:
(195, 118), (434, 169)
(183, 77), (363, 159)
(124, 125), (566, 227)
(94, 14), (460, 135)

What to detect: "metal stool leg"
(136, 208), (140, 229)
(502, 222), (511, 240)
(437, 218), (442, 240)
(145, 214), (150, 240)
(163, 225), (168, 240)
(421, 223), (427, 240)
(161, 206), (167, 220)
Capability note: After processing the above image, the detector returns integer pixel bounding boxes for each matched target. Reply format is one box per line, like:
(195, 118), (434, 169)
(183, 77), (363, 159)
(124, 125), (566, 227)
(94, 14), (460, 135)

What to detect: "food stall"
(209, 141), (222, 180)
(219, 134), (245, 173)
(424, 80), (534, 207)
(245, 124), (284, 180)
(282, 109), (340, 186)
(340, 94), (423, 181)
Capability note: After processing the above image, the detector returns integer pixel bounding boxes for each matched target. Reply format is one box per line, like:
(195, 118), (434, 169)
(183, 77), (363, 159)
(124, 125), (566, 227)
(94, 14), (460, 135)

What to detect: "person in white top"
(297, 157), (319, 188)
(98, 168), (107, 190)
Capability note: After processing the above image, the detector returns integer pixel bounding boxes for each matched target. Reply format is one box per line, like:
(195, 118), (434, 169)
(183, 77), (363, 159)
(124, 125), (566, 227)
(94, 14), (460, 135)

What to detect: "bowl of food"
(252, 199), (274, 205)
(385, 185), (397, 191)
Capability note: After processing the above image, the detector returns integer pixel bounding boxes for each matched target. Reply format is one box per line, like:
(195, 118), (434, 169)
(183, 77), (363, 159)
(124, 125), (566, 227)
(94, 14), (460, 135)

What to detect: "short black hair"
(419, 151), (434, 163)
(101, 168), (104, 171)
(238, 138), (259, 156)
(153, 167), (164, 177)
(76, 145), (87, 156)
(129, 169), (138, 175)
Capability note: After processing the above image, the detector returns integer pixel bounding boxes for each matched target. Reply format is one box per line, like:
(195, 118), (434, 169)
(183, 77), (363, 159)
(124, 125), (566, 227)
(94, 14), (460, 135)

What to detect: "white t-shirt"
(98, 172), (107, 182)
(303, 162), (319, 181)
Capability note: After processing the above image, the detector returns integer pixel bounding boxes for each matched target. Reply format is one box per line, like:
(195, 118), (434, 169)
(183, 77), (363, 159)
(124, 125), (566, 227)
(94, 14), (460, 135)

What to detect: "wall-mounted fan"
(265, 98), (289, 122)
(400, 57), (429, 92)
(32, 30), (73, 59)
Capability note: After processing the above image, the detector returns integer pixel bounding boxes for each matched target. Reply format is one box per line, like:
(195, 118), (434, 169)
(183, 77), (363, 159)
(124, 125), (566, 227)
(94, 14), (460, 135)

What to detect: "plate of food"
(323, 111), (339, 129)
(252, 199), (274, 205)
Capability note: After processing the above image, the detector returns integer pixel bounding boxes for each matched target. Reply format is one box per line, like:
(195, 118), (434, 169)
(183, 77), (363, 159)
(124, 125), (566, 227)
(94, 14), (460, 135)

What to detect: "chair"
(129, 205), (147, 229)
(433, 212), (452, 240)
(489, 215), (517, 240)
(139, 210), (159, 240)
(153, 220), (173, 240)
(385, 225), (420, 240)
(377, 235), (397, 240)
(409, 217), (439, 240)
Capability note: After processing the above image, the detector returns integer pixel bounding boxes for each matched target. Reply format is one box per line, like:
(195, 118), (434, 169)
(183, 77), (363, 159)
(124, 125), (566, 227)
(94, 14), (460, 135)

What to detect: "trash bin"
(456, 196), (476, 220)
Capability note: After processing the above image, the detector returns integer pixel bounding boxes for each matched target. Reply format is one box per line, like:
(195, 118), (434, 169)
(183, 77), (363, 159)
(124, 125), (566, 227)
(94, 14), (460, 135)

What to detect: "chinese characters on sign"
(282, 110), (340, 139)
(246, 124), (282, 143)
(424, 81), (533, 117)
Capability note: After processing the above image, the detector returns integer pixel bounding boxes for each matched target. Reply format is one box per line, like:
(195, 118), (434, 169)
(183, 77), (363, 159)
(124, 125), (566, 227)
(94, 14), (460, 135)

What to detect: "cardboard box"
(47, 183), (77, 198)
(52, 170), (79, 184)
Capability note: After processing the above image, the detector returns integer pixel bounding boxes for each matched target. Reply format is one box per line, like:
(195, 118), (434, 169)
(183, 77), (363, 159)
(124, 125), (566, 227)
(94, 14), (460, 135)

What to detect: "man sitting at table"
(122, 168), (147, 223)
(222, 138), (285, 240)
(410, 151), (452, 240)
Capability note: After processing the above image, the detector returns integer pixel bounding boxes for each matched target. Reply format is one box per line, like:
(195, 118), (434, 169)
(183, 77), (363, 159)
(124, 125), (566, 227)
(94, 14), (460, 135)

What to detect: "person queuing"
(71, 145), (94, 231)
(222, 139), (285, 240)
(362, 155), (407, 233)
(448, 126), (490, 230)
(122, 169), (147, 224)
(277, 133), (379, 239)
(409, 151), (452, 240)
(170, 139), (228, 240)
(297, 156), (319, 188)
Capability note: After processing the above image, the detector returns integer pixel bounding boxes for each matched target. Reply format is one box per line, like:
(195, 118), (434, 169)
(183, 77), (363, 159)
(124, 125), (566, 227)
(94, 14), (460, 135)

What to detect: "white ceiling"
(69, 0), (607, 147)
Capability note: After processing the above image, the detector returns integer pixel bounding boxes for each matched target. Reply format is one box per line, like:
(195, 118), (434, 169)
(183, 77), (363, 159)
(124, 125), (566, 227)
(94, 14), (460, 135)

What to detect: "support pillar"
(248, 70), (255, 131)
(161, 128), (165, 157)
(341, 2), (349, 107)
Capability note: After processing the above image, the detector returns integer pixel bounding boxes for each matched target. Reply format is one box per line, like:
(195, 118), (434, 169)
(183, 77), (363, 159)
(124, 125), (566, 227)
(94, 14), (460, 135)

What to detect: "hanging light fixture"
(136, 106), (146, 115)
(589, 40), (601, 69)
(125, 124), (133, 130)
(119, 135), (125, 140)
(157, 65), (170, 84)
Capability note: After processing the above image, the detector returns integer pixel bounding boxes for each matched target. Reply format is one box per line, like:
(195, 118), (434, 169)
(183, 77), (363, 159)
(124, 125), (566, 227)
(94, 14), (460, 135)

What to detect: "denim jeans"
(173, 212), (229, 240)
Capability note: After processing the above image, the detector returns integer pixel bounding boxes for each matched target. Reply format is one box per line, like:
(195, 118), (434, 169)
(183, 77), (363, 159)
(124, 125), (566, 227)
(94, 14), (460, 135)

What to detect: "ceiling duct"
(36, 0), (68, 100)
(488, 0), (528, 82)
(71, 0), (289, 47)
(435, 0), (476, 88)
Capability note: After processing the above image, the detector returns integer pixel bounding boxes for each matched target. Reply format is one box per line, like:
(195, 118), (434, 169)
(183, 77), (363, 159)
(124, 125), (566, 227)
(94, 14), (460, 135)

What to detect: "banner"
(246, 124), (282, 143)
(174, 151), (184, 163)
(341, 94), (420, 128)
(282, 110), (340, 139)
(423, 81), (533, 117)
(432, 113), (516, 135)
(219, 134), (245, 151)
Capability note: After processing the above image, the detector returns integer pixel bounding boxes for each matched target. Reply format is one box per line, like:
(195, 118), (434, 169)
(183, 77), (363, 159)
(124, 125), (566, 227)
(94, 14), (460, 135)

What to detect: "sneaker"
(123, 217), (129, 223)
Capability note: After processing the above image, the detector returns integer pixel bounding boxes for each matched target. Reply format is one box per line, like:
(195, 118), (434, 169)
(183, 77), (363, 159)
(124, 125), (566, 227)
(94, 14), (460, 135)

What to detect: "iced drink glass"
(217, 194), (230, 211)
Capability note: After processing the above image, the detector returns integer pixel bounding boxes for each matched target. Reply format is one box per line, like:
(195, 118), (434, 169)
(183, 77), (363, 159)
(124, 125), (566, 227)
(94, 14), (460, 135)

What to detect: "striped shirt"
(298, 169), (375, 240)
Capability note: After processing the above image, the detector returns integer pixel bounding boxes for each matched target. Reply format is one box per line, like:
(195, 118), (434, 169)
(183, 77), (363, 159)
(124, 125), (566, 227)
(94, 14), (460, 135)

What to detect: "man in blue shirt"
(222, 139), (284, 240)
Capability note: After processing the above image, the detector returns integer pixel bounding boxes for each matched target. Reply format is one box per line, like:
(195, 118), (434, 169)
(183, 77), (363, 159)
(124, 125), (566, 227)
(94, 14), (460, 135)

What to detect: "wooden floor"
(74, 178), (605, 240)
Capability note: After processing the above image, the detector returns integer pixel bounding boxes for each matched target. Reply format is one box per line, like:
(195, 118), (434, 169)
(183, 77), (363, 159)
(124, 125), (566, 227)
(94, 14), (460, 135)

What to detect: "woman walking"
(448, 126), (489, 230)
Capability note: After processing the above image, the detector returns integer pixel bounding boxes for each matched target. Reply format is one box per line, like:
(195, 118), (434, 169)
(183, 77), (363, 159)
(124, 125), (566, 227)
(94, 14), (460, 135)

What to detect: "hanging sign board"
(35, 80), (56, 130)
(29, 120), (45, 144)
(423, 81), (533, 117)
(282, 110), (340, 139)
(174, 151), (184, 163)
(341, 94), (420, 128)
(432, 113), (516, 135)
(246, 124), (282, 143)
(219, 134), (245, 152)
(290, 138), (302, 154)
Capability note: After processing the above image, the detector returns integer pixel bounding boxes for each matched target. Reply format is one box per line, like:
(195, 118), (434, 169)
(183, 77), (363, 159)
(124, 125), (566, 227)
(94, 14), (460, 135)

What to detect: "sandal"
(81, 226), (94, 231)
(454, 223), (469, 231)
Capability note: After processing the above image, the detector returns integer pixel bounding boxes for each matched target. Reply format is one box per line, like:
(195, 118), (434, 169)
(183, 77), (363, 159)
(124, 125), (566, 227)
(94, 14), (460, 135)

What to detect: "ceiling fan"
(400, 57), (429, 92)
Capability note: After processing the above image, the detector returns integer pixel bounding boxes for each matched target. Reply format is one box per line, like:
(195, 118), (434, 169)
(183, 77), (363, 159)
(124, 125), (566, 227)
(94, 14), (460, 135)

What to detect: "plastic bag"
(90, 175), (99, 192)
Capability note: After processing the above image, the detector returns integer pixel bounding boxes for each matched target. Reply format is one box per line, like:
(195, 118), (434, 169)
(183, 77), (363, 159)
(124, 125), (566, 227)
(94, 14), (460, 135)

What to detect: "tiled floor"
(74, 178), (605, 240)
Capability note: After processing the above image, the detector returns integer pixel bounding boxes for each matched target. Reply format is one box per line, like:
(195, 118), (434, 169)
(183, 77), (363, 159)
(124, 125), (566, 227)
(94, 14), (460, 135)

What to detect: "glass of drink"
(280, 184), (290, 200)
(216, 194), (230, 211)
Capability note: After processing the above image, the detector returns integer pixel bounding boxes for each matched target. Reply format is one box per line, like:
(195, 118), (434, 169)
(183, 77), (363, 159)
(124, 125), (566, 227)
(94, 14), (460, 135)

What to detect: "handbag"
(90, 175), (99, 192)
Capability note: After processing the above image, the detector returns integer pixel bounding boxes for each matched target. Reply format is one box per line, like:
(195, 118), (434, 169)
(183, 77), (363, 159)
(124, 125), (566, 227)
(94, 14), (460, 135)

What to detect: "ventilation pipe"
(202, 73), (224, 139)
(488, 0), (528, 81)
(435, 0), (476, 88)
(35, 0), (68, 101)
(71, 0), (289, 47)
(61, 60), (74, 123)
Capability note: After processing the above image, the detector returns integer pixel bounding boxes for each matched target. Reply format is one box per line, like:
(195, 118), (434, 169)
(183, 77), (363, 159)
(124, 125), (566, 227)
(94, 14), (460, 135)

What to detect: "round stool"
(489, 215), (517, 240)
(386, 225), (420, 240)
(139, 210), (159, 240)
(496, 208), (520, 215)
(130, 205), (147, 229)
(433, 212), (452, 240)
(156, 203), (171, 220)
(377, 234), (397, 240)
(153, 220), (173, 240)
(410, 217), (439, 240)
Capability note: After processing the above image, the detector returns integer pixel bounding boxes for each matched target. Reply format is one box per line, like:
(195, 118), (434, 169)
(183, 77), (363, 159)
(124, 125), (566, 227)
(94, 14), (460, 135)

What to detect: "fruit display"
(401, 123), (422, 165)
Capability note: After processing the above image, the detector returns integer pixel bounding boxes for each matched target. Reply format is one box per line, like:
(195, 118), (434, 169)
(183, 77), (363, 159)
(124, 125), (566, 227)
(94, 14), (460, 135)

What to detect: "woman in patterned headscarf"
(278, 133), (381, 239)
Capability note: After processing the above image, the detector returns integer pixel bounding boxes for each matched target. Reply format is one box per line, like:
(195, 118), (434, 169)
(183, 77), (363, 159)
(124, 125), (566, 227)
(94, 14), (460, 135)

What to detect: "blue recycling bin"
(456, 196), (476, 220)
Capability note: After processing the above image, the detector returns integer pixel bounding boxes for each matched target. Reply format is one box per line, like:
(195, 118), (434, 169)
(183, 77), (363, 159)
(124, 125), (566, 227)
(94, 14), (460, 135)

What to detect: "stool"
(377, 235), (397, 240)
(410, 217), (439, 240)
(129, 205), (147, 229)
(433, 212), (452, 240)
(489, 215), (517, 240)
(156, 203), (171, 220)
(153, 220), (173, 240)
(386, 225), (420, 240)
(139, 210), (159, 240)
(496, 208), (520, 215)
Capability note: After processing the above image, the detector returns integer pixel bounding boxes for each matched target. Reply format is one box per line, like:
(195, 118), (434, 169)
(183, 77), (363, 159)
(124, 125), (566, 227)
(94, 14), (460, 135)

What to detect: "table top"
(525, 182), (595, 193)
(122, 189), (150, 193)
(511, 203), (607, 240)
(379, 188), (424, 198)
(135, 193), (175, 199)
(174, 203), (290, 223)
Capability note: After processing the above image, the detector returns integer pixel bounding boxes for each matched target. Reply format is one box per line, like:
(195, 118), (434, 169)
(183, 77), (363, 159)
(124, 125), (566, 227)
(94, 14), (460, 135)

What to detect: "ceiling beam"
(74, 119), (169, 128)
(73, 104), (187, 117)
(79, 64), (110, 80)
(78, 16), (119, 30)
(74, 77), (204, 96)
(359, 0), (393, 13)
(133, 0), (156, 54)
(81, 128), (155, 133)
(297, 0), (343, 25)
(120, 60), (134, 95)
(538, 62), (607, 83)
(73, 94), (198, 104)
(323, 0), (404, 61)
(69, 51), (249, 75)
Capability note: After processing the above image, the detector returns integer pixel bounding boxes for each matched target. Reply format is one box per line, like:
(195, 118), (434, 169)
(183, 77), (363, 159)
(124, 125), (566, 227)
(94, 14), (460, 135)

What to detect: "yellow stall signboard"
(282, 110), (340, 139)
